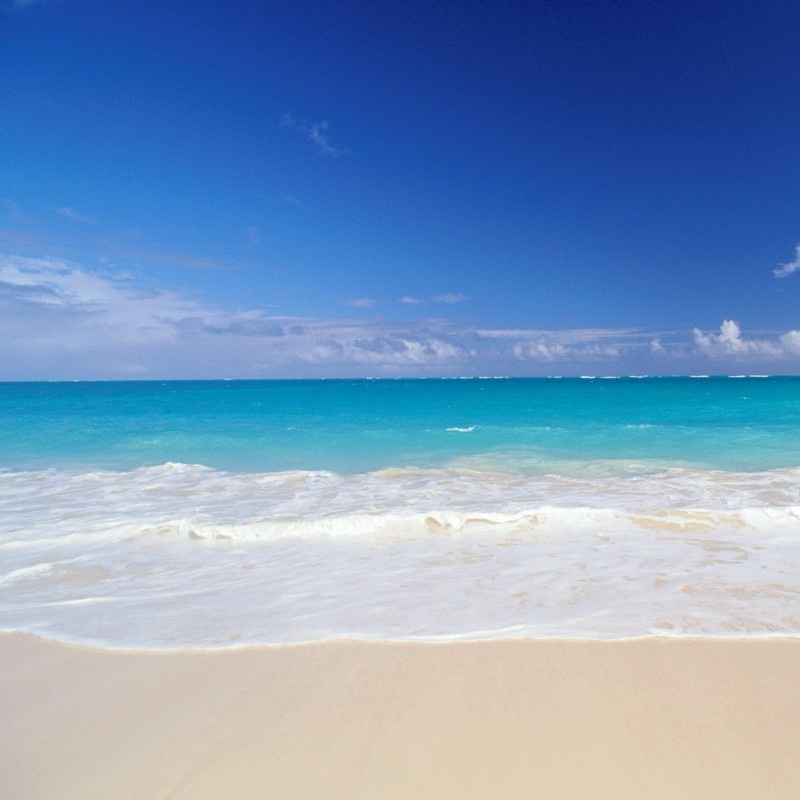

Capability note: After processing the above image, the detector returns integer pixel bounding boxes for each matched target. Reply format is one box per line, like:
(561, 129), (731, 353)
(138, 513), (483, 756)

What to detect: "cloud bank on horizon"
(2, 254), (799, 380)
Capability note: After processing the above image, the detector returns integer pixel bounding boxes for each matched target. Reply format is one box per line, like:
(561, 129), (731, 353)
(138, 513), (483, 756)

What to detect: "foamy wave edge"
(131, 505), (800, 541)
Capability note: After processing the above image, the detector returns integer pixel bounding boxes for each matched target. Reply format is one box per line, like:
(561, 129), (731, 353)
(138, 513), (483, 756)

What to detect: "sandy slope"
(2, 633), (799, 799)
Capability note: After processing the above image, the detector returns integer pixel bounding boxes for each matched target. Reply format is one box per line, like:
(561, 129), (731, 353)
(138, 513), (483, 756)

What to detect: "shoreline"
(4, 632), (800, 799)
(4, 628), (800, 653)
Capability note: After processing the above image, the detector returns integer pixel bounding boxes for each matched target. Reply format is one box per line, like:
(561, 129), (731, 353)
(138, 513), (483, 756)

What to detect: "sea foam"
(3, 377), (800, 648)
(2, 462), (800, 648)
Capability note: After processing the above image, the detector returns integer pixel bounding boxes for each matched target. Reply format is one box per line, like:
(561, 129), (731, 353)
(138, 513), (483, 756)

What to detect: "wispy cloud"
(307, 121), (340, 155)
(345, 297), (376, 309)
(1, 254), (199, 323)
(109, 247), (247, 271)
(4, 253), (800, 379)
(485, 326), (683, 365)
(478, 327), (643, 343)
(53, 206), (98, 225)
(0, 254), (469, 378)
(299, 327), (464, 369)
(433, 293), (469, 304)
(506, 329), (629, 362)
(280, 112), (344, 156)
(773, 243), (800, 278)
(512, 341), (621, 361)
(399, 296), (423, 305)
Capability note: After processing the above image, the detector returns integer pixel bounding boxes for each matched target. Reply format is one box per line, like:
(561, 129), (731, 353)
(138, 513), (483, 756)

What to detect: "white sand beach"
(3, 633), (800, 799)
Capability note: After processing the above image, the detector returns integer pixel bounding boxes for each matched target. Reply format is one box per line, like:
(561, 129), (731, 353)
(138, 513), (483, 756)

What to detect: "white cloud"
(433, 293), (469, 304)
(0, 255), (215, 347)
(345, 297), (376, 309)
(302, 332), (462, 368)
(779, 330), (800, 355)
(400, 296), (422, 304)
(479, 327), (642, 343)
(4, 254), (798, 379)
(773, 244), (800, 278)
(53, 206), (98, 224)
(502, 326), (677, 364)
(0, 254), (472, 378)
(691, 319), (800, 359)
(1, 256), (125, 307)
(512, 340), (620, 362)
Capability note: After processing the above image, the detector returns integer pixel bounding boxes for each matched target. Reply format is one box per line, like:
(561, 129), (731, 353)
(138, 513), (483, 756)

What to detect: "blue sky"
(2, 0), (799, 378)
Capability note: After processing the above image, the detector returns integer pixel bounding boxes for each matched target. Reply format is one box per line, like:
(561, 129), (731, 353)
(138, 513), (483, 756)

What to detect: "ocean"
(1, 376), (799, 648)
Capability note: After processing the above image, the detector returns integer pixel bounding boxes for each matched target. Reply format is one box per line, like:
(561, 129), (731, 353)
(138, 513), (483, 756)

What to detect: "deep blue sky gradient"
(2, 0), (800, 377)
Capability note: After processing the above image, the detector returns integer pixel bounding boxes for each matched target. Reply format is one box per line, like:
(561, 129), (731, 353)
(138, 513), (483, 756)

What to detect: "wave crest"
(128, 504), (800, 542)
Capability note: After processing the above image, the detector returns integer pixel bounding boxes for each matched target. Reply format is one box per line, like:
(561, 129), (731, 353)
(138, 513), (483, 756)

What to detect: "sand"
(2, 633), (799, 799)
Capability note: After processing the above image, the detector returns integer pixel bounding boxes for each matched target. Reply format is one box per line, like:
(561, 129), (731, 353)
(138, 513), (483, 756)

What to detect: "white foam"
(2, 463), (800, 648)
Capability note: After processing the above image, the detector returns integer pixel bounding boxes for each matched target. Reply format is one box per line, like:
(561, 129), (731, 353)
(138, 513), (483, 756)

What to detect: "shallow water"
(1, 377), (799, 648)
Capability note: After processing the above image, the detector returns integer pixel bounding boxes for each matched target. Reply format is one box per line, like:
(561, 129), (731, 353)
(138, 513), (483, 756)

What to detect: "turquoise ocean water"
(1, 377), (800, 647)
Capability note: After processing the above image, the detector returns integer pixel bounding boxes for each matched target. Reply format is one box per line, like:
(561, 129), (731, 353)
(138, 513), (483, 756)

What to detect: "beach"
(3, 379), (800, 797)
(5, 0), (800, 789)
(3, 633), (800, 799)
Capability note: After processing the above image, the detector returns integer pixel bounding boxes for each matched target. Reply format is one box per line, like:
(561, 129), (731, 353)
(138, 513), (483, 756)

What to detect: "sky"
(1, 0), (799, 379)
